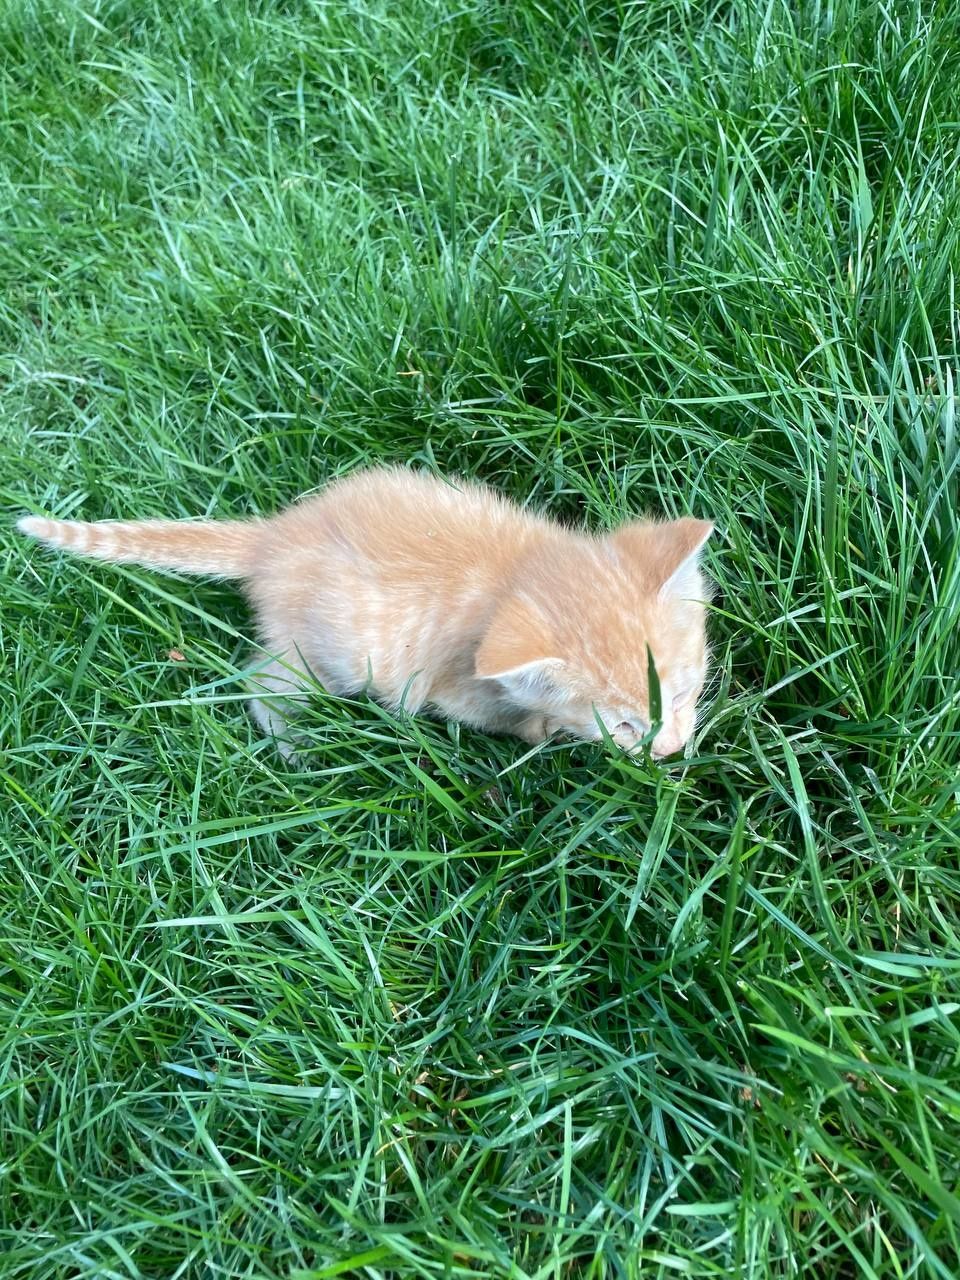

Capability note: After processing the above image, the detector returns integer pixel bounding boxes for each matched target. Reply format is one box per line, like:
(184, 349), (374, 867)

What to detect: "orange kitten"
(18, 467), (713, 758)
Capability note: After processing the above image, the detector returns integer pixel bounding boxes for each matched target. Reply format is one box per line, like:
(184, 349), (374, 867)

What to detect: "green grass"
(2, 0), (960, 1275)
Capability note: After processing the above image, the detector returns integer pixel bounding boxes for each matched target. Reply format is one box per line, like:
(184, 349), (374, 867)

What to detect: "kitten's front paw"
(515, 715), (552, 744)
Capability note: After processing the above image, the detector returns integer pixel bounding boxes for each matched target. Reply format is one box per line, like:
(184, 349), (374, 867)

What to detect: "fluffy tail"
(17, 514), (262, 577)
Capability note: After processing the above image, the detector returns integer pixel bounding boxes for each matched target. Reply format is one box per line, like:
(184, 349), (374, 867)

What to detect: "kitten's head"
(475, 516), (713, 757)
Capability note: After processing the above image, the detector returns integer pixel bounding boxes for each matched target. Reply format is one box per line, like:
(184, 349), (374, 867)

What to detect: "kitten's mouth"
(611, 727), (646, 753)
(610, 727), (684, 758)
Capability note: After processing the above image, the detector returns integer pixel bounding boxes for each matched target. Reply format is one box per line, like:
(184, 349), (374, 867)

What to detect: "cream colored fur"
(19, 467), (713, 758)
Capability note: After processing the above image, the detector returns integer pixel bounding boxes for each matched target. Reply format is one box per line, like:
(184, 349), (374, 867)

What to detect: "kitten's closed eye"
(669, 671), (702, 711)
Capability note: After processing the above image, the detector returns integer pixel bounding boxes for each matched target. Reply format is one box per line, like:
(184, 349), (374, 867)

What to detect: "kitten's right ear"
(611, 516), (713, 600)
(474, 598), (565, 695)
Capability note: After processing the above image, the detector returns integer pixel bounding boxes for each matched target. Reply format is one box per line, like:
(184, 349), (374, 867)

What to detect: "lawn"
(2, 0), (960, 1275)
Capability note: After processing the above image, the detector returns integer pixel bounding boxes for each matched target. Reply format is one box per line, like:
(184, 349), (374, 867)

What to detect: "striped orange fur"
(19, 467), (714, 758)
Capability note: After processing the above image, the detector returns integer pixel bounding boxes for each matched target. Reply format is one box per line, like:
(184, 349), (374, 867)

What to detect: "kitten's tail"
(17, 514), (261, 577)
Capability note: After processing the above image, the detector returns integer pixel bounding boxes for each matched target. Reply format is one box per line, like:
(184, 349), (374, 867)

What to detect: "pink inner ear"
(474, 596), (558, 679)
(475, 658), (565, 687)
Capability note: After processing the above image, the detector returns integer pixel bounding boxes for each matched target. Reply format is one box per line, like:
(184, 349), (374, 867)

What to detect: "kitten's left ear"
(474, 597), (566, 701)
(611, 517), (714, 601)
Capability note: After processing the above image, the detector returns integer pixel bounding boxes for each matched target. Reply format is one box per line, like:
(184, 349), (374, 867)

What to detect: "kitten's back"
(265, 467), (544, 577)
(246, 468), (552, 706)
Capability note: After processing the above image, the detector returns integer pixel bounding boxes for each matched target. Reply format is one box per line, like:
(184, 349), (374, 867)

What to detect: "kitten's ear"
(474, 598), (564, 691)
(657, 518), (713, 602)
(611, 517), (713, 601)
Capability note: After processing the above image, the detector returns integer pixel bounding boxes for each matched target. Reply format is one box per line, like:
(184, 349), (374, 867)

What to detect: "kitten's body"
(19, 467), (713, 757)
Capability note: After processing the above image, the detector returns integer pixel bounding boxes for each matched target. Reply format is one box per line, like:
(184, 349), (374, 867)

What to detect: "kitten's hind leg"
(247, 655), (312, 761)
